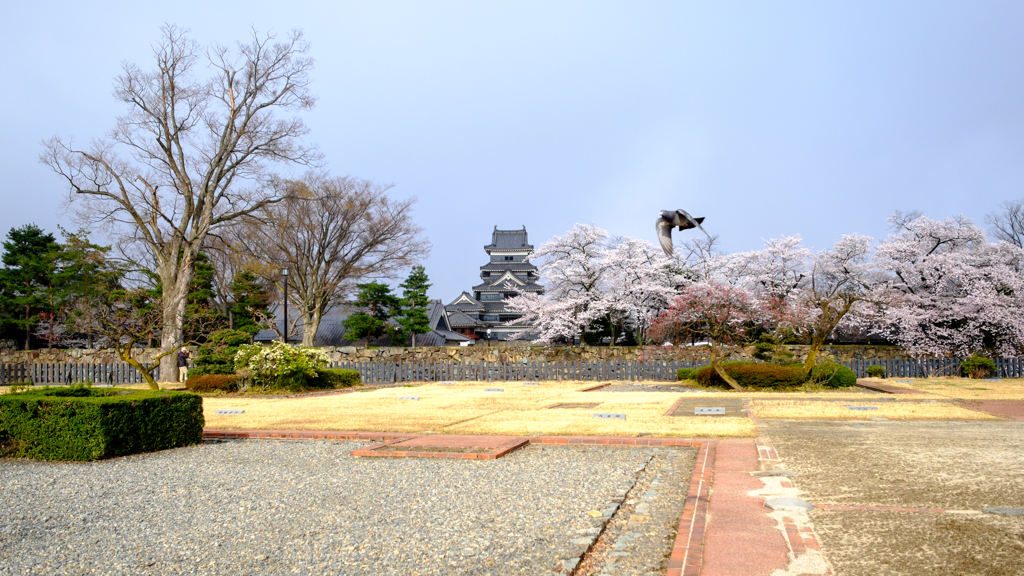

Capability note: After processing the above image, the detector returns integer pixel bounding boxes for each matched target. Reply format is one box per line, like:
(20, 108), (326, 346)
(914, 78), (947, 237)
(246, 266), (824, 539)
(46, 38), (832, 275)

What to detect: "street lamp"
(281, 268), (289, 344)
(486, 328), (492, 347)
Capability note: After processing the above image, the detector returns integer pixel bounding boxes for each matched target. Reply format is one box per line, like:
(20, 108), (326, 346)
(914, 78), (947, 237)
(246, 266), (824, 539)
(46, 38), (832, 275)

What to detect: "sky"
(2, 1), (1024, 301)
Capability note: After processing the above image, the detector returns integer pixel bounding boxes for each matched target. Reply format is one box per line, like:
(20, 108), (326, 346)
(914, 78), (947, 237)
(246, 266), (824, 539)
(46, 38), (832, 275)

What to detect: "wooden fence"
(2, 356), (1022, 386)
(0, 363), (155, 386)
(326, 360), (702, 383)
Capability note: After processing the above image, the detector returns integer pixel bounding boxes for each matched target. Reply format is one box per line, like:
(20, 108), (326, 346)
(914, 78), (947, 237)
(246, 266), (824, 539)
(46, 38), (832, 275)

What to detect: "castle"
(445, 226), (543, 341)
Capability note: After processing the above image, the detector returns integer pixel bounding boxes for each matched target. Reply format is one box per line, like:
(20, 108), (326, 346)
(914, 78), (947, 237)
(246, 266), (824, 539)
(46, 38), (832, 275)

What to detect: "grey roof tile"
(484, 227), (534, 251)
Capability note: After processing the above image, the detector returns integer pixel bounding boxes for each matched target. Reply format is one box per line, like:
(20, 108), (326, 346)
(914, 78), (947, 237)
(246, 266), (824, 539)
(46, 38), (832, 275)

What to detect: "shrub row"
(694, 362), (857, 390)
(0, 386), (203, 461)
(185, 368), (361, 394)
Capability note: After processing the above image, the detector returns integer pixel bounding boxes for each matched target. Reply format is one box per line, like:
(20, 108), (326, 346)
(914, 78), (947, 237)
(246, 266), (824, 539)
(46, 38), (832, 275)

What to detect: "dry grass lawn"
(751, 399), (999, 420)
(864, 376), (1024, 400)
(202, 381), (757, 438)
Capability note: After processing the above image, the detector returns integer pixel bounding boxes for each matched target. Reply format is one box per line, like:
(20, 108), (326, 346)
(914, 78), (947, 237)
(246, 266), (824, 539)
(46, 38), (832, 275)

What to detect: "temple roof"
(484, 226), (534, 252)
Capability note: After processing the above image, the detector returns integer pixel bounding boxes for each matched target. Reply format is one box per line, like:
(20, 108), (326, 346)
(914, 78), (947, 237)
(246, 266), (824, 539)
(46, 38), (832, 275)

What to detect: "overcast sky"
(3, 1), (1024, 300)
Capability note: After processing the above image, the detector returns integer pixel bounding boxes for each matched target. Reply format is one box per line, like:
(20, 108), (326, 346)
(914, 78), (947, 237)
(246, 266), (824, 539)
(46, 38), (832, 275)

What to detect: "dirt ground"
(766, 419), (1024, 576)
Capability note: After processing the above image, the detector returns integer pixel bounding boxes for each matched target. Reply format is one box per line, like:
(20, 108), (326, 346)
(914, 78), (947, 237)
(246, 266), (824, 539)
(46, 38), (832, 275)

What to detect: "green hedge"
(309, 368), (361, 389)
(185, 374), (239, 393)
(696, 362), (808, 389)
(865, 365), (886, 378)
(809, 363), (857, 388)
(677, 368), (697, 381)
(0, 387), (203, 461)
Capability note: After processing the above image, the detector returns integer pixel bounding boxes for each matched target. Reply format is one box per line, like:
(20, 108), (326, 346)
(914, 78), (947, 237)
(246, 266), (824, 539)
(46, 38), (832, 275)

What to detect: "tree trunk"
(802, 339), (822, 374)
(300, 308), (321, 347)
(710, 345), (743, 390)
(158, 263), (193, 383)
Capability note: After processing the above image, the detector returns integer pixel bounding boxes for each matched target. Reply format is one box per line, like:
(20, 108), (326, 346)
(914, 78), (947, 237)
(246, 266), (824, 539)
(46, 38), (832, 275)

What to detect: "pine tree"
(182, 252), (228, 343)
(0, 224), (61, 349)
(229, 270), (271, 336)
(395, 266), (432, 346)
(343, 282), (400, 342)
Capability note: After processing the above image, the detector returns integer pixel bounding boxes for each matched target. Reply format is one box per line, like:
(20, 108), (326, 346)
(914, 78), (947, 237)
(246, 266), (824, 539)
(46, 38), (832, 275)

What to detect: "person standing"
(177, 348), (192, 382)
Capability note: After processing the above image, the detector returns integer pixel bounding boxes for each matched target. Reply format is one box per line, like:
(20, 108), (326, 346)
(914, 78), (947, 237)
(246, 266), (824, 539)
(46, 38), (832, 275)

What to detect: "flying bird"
(656, 209), (709, 256)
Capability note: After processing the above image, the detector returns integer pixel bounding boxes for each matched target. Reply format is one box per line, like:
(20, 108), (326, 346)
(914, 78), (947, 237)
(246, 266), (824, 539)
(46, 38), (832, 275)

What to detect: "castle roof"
(446, 291), (485, 311)
(480, 262), (538, 272)
(484, 226), (533, 252)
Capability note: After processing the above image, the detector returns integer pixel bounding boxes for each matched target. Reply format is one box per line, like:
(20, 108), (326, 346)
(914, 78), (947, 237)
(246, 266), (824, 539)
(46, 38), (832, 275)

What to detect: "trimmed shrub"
(695, 362), (807, 390)
(752, 341), (775, 362)
(865, 365), (886, 378)
(190, 329), (252, 377)
(185, 374), (239, 393)
(676, 368), (697, 381)
(0, 387), (203, 461)
(308, 368), (361, 389)
(809, 363), (857, 389)
(960, 355), (996, 379)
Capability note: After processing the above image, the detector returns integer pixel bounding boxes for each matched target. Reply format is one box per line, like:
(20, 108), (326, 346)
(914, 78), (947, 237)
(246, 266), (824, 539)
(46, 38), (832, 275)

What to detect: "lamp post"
(281, 268), (289, 344)
(486, 328), (492, 347)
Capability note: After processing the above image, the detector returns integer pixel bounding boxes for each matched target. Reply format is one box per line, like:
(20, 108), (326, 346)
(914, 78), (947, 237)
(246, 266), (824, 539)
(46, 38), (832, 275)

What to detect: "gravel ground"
(577, 448), (697, 576)
(0, 440), (663, 576)
(767, 420), (1024, 576)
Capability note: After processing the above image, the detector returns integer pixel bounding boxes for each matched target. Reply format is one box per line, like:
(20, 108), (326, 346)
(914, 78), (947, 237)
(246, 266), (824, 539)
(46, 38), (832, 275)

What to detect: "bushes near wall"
(190, 329), (252, 376)
(185, 374), (239, 393)
(865, 365), (886, 378)
(676, 368), (697, 381)
(960, 355), (996, 379)
(0, 386), (203, 461)
(310, 368), (361, 389)
(696, 362), (807, 390)
(809, 363), (857, 389)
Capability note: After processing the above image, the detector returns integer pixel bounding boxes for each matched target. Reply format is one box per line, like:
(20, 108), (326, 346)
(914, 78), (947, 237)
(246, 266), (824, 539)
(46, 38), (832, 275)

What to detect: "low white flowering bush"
(234, 342), (329, 390)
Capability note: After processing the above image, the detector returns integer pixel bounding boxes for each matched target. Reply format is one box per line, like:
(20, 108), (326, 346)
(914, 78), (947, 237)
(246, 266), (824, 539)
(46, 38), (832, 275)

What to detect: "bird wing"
(655, 218), (674, 256)
(677, 209), (711, 238)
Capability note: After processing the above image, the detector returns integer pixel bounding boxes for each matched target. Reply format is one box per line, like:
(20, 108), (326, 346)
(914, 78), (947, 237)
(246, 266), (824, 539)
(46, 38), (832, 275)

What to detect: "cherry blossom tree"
(506, 224), (610, 344)
(877, 214), (1024, 358)
(648, 282), (763, 389)
(598, 236), (680, 345)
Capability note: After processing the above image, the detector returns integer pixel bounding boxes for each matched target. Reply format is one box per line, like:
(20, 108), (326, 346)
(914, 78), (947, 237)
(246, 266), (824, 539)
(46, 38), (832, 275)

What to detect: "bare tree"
(240, 174), (430, 346)
(68, 290), (173, 390)
(986, 199), (1024, 248)
(41, 25), (319, 381)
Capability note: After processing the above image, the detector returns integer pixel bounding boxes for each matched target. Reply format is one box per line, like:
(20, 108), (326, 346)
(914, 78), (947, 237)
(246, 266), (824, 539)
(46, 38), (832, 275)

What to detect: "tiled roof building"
(445, 226), (542, 341)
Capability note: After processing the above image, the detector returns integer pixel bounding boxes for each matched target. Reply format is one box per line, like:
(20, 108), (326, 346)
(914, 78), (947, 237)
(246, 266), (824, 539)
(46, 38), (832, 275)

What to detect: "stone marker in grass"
(523, 382), (539, 386)
(397, 396), (419, 400)
(485, 388), (503, 392)
(694, 407), (726, 415)
(593, 413), (626, 420)
(215, 409), (245, 415)
(846, 406), (879, 410)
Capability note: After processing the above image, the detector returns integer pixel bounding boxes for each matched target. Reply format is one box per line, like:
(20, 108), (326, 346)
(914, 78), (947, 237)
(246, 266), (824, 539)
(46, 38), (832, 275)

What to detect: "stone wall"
(0, 343), (913, 366)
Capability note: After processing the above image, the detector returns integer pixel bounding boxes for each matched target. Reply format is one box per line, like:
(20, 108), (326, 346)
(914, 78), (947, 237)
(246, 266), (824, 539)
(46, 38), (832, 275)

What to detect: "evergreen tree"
(182, 252), (228, 343)
(395, 266), (432, 346)
(343, 282), (400, 342)
(0, 224), (61, 349)
(229, 270), (271, 336)
(48, 229), (124, 348)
